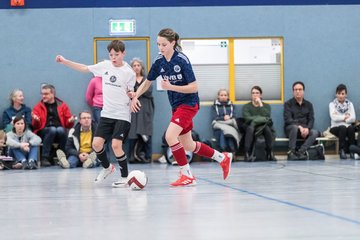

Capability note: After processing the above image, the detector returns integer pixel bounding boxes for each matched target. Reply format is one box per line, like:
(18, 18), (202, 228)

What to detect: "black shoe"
(28, 160), (37, 170)
(21, 160), (29, 170)
(244, 152), (254, 162)
(297, 151), (308, 160)
(41, 157), (51, 167)
(267, 151), (277, 161)
(287, 150), (298, 160)
(350, 152), (355, 159)
(339, 149), (347, 159)
(49, 157), (56, 166)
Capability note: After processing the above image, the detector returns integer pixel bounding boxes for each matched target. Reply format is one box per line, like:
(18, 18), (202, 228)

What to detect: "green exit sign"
(109, 19), (136, 36)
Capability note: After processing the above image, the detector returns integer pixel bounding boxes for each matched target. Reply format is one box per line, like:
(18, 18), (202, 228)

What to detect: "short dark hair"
(12, 114), (26, 133)
(41, 83), (56, 95)
(107, 40), (125, 53)
(78, 110), (92, 119)
(336, 84), (347, 94)
(292, 81), (305, 91)
(251, 86), (263, 94)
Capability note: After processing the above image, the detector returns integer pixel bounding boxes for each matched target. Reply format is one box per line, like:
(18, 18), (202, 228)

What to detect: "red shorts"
(171, 104), (199, 135)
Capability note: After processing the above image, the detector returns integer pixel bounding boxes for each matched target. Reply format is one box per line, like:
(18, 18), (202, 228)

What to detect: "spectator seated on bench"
(242, 86), (276, 162)
(328, 84), (356, 159)
(284, 81), (320, 160)
(211, 89), (241, 155)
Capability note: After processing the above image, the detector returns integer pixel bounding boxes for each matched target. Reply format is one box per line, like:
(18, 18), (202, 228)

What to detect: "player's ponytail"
(158, 28), (182, 52)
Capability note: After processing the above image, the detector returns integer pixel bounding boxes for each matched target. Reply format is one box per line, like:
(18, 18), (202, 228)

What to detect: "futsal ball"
(127, 170), (148, 190)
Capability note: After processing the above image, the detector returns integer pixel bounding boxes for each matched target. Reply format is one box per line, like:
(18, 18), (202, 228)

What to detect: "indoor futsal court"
(1, 159), (360, 240)
(2, 1), (360, 240)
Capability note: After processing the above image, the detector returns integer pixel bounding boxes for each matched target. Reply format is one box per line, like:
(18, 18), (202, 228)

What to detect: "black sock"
(116, 154), (128, 178)
(95, 147), (109, 168)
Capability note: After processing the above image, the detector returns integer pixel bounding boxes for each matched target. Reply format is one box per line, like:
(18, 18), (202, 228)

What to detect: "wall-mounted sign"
(109, 19), (136, 36)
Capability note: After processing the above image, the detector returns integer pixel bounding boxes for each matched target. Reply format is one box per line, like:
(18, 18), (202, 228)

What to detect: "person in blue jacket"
(2, 89), (32, 132)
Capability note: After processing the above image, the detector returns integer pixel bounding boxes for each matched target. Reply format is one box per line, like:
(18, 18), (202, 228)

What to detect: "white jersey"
(88, 60), (136, 122)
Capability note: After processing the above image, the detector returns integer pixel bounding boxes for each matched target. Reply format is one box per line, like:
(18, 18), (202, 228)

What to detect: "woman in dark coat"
(127, 58), (154, 163)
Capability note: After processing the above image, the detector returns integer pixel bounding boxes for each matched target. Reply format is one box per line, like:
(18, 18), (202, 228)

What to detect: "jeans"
(39, 126), (67, 158)
(214, 129), (236, 152)
(68, 155), (100, 168)
(91, 106), (102, 126)
(11, 146), (38, 162)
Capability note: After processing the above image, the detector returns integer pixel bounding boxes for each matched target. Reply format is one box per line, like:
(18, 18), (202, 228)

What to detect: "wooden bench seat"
(275, 137), (339, 154)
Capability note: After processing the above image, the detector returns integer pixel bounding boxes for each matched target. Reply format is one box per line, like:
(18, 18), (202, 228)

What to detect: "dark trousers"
(245, 125), (273, 154)
(285, 124), (319, 152)
(349, 145), (360, 154)
(39, 126), (67, 158)
(330, 125), (355, 150)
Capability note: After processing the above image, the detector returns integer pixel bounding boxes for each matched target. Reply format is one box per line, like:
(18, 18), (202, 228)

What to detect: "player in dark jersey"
(131, 28), (232, 187)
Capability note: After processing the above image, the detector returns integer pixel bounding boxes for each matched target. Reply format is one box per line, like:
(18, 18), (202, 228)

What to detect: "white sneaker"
(56, 149), (69, 169)
(95, 164), (116, 183)
(157, 155), (167, 164)
(83, 159), (94, 168)
(112, 177), (128, 188)
(88, 152), (97, 162)
(83, 152), (98, 168)
(354, 153), (360, 160)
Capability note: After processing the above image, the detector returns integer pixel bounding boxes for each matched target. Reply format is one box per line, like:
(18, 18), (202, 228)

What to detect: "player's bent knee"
(92, 140), (104, 152)
(183, 141), (196, 152)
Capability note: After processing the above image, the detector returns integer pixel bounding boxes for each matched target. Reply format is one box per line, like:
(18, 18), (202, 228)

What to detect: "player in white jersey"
(56, 40), (136, 187)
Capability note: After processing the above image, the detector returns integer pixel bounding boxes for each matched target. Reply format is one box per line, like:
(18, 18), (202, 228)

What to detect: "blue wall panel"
(1, 0), (360, 9)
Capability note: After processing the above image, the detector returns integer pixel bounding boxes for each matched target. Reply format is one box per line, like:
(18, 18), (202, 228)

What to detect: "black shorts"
(95, 117), (130, 141)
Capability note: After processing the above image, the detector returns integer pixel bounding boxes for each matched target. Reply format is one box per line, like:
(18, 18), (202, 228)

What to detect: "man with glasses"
(32, 84), (75, 166)
(56, 111), (99, 169)
(284, 81), (320, 160)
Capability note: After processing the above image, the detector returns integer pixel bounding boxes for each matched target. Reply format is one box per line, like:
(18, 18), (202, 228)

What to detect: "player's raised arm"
(55, 55), (90, 73)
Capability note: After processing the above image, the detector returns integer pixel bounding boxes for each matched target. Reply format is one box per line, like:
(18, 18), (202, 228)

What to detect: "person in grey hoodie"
(6, 115), (42, 169)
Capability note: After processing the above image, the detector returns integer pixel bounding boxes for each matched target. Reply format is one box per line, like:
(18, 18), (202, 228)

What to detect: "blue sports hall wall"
(1, 4), (360, 154)
(1, 0), (360, 8)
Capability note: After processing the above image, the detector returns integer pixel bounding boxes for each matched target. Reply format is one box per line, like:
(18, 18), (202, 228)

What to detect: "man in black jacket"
(56, 111), (99, 168)
(284, 81), (320, 160)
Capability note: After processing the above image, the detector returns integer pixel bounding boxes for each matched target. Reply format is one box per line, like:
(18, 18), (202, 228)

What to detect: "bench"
(275, 137), (339, 154)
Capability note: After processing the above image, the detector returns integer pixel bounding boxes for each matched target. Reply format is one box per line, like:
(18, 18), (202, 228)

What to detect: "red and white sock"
(194, 141), (224, 163)
(170, 142), (188, 166)
(180, 164), (193, 178)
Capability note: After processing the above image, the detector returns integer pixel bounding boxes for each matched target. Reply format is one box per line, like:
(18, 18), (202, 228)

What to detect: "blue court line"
(199, 177), (360, 226)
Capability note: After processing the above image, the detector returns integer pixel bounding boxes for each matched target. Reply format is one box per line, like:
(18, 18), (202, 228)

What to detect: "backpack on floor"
(250, 135), (267, 161)
(306, 144), (325, 160)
